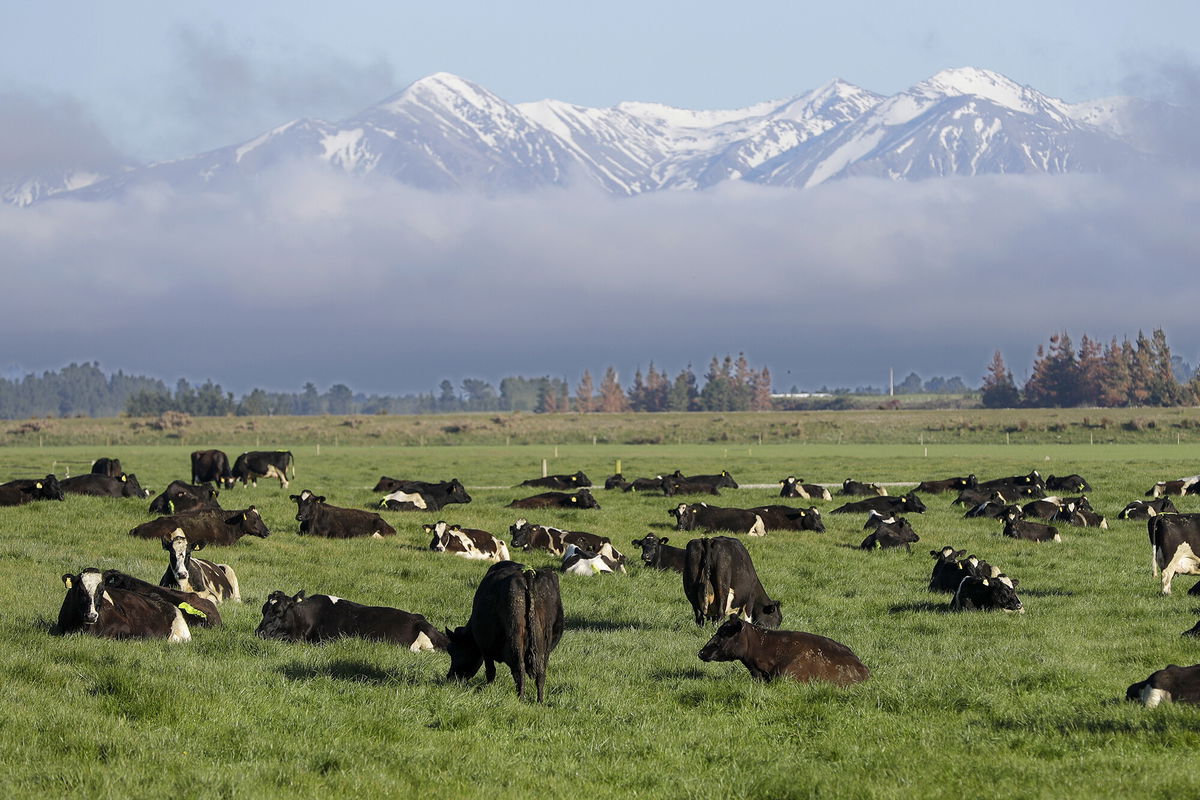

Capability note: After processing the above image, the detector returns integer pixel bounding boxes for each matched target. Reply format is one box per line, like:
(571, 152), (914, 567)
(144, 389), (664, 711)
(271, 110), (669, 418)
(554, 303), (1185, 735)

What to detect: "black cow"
(623, 476), (669, 493)
(928, 547), (970, 593)
(1002, 514), (1062, 543)
(978, 470), (1046, 491)
(128, 507), (270, 546)
(160, 533), (240, 603)
(831, 493), (926, 516)
(292, 493), (396, 538)
(191, 450), (235, 489)
(1146, 477), (1200, 497)
(519, 471), (592, 490)
(670, 503), (766, 536)
(683, 536), (782, 628)
(1119, 497), (1178, 520)
(664, 471), (738, 496)
(950, 574), (1023, 612)
(1149, 514), (1200, 594)
(859, 517), (919, 551)
(698, 616), (870, 685)
(1126, 664), (1200, 707)
(378, 479), (472, 511)
(90, 457), (123, 478)
(603, 474), (630, 490)
(955, 484), (1043, 506)
(231, 451), (294, 488)
(748, 505), (826, 532)
(506, 489), (600, 510)
(57, 568), (190, 641)
(148, 480), (222, 515)
(630, 534), (686, 572)
(1046, 474), (1092, 493)
(446, 561), (564, 702)
(839, 479), (886, 497)
(964, 495), (1021, 519)
(0, 474), (64, 506)
(102, 570), (221, 628)
(1021, 496), (1068, 520)
(914, 474), (977, 493)
(61, 473), (150, 498)
(778, 476), (833, 501)
(256, 590), (448, 652)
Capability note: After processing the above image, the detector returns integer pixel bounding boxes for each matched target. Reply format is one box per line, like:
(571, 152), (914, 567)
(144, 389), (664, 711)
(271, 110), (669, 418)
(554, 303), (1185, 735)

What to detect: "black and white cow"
(1045, 474), (1092, 493)
(159, 533), (241, 603)
(1002, 513), (1062, 543)
(231, 451), (294, 488)
(978, 470), (1046, 491)
(102, 570), (222, 629)
(1149, 513), (1200, 594)
(1055, 506), (1107, 529)
(622, 476), (670, 493)
(61, 473), (150, 498)
(663, 471), (739, 496)
(778, 476), (832, 501)
(1119, 497), (1178, 520)
(424, 521), (510, 561)
(747, 505), (826, 532)
(683, 536), (782, 628)
(561, 544), (625, 575)
(128, 508), (270, 546)
(831, 493), (926, 516)
(508, 518), (621, 560)
(191, 449), (235, 489)
(698, 616), (870, 685)
(57, 568), (190, 641)
(914, 475), (977, 494)
(859, 517), (919, 551)
(519, 471), (591, 490)
(963, 494), (1021, 520)
(839, 479), (887, 497)
(950, 574), (1023, 612)
(670, 503), (766, 536)
(256, 590), (448, 651)
(379, 478), (472, 511)
(1126, 664), (1200, 707)
(1146, 476), (1200, 498)
(445, 561), (564, 702)
(630, 534), (686, 572)
(292, 493), (396, 538)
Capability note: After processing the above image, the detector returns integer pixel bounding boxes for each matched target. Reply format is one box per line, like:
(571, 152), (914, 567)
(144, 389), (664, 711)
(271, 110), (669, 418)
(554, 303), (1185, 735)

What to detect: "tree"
(598, 367), (629, 412)
(751, 367), (773, 410)
(575, 370), (596, 413)
(895, 372), (923, 395)
(1098, 337), (1132, 407)
(326, 384), (355, 415)
(1076, 334), (1104, 406)
(668, 366), (699, 411)
(1023, 332), (1079, 407)
(1128, 332), (1156, 406)
(461, 378), (497, 411)
(437, 380), (458, 411)
(980, 351), (1020, 408)
(1147, 328), (1186, 406)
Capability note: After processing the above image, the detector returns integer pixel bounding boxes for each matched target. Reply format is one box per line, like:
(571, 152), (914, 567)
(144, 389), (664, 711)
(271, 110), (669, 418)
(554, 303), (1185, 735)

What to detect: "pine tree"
(644, 363), (670, 412)
(1077, 334), (1104, 406)
(598, 367), (629, 413)
(751, 367), (773, 410)
(626, 369), (648, 411)
(1148, 328), (1186, 406)
(668, 366), (699, 412)
(1023, 332), (1080, 407)
(1129, 332), (1156, 405)
(981, 350), (1020, 408)
(1098, 337), (1132, 407)
(575, 370), (596, 413)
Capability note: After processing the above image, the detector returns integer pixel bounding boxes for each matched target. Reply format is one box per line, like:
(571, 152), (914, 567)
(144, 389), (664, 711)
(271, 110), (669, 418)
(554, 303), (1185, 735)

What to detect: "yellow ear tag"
(571, 497), (577, 503)
(36, 482), (42, 489)
(179, 602), (207, 619)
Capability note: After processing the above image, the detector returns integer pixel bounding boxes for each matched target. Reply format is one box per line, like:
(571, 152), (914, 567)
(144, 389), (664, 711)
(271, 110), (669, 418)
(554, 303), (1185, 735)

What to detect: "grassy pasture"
(3, 438), (1200, 798)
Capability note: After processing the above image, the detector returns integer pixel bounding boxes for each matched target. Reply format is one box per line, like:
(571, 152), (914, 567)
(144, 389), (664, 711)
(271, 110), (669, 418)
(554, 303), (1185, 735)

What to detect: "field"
(4, 415), (1200, 798)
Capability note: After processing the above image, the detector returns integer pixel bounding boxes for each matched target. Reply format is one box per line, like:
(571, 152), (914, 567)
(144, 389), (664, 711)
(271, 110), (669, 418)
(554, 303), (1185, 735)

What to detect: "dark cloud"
(0, 92), (127, 181)
(0, 167), (1196, 395)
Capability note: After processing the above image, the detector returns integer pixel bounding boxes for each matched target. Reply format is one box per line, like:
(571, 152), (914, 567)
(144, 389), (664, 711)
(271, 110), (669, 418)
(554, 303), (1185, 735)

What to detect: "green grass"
(4, 439), (1200, 798)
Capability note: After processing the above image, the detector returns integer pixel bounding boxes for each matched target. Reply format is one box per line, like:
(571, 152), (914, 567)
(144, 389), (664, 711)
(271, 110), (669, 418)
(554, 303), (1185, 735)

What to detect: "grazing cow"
(291, 493), (396, 539)
(191, 449), (235, 489)
(61, 473), (150, 499)
(670, 503), (766, 536)
(1147, 476), (1200, 498)
(231, 451), (294, 488)
(519, 471), (592, 490)
(0, 474), (64, 506)
(424, 521), (510, 561)
(57, 568), (190, 641)
(1046, 474), (1092, 493)
(1119, 497), (1179, 520)
(831, 493), (926, 516)
(506, 489), (600, 510)
(698, 616), (870, 685)
(445, 561), (564, 702)
(778, 476), (832, 501)
(839, 479), (887, 497)
(1002, 514), (1062, 543)
(914, 474), (977, 494)
(929, 547), (970, 593)
(683, 536), (782, 628)
(859, 518), (919, 551)
(128, 507), (270, 546)
(102, 570), (221, 628)
(561, 544), (625, 575)
(378, 479), (472, 511)
(950, 575), (1023, 612)
(148, 480), (222, 515)
(159, 533), (240, 603)
(507, 519), (620, 560)
(630, 534), (686, 572)
(1149, 514), (1200, 593)
(90, 457), (123, 478)
(1126, 664), (1200, 707)
(748, 505), (826, 532)
(256, 590), (448, 652)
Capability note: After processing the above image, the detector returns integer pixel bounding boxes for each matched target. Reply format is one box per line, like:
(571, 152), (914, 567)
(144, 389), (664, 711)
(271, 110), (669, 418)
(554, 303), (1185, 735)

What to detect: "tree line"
(981, 329), (1197, 408)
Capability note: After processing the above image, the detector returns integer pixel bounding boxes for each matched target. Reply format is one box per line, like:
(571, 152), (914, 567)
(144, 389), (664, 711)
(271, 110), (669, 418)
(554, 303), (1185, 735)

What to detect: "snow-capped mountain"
(7, 67), (1178, 205)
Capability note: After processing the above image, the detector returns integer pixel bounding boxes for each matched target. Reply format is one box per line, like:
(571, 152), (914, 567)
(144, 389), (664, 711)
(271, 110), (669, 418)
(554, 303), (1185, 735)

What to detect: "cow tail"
(523, 570), (539, 683)
(288, 451), (296, 479)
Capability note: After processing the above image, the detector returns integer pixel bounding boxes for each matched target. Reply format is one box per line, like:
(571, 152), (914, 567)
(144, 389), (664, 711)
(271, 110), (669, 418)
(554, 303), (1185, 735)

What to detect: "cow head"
(426, 521), (451, 552)
(752, 600), (783, 629)
(963, 474), (978, 488)
(445, 626), (484, 682)
(291, 493), (324, 524)
(716, 471), (739, 489)
(931, 546), (966, 565)
(571, 489), (600, 509)
(37, 475), (65, 501)
(902, 493), (927, 513)
(509, 518), (531, 548)
(983, 575), (1023, 612)
(162, 532), (202, 583)
(119, 473), (151, 498)
(60, 568), (106, 625)
(255, 590), (304, 639)
(669, 503), (695, 530)
(799, 507), (825, 532)
(631, 534), (667, 565)
(230, 506), (270, 538)
(698, 615), (751, 663)
(446, 479), (472, 504)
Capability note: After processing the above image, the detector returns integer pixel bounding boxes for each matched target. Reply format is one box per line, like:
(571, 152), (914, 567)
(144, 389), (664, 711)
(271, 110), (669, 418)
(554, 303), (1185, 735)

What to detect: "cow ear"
(571, 496), (577, 503)
(62, 574), (74, 588)
(35, 482), (42, 489)
(317, 496), (326, 504)
(294, 591), (306, 601)
(120, 475), (127, 482)
(161, 538), (171, 550)
(659, 537), (669, 545)
(982, 579), (990, 586)
(289, 495), (299, 501)
(192, 541), (205, 552)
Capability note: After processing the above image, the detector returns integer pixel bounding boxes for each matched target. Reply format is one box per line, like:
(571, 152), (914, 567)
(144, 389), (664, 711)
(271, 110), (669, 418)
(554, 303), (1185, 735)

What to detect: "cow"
(603, 473), (630, 490)
(978, 470), (1046, 491)
(508, 519), (621, 560)
(1119, 497), (1178, 520)
(148, 480), (222, 515)
(663, 471), (738, 496)
(1002, 514), (1062, 543)
(57, 568), (190, 641)
(623, 476), (669, 493)
(963, 495), (1021, 520)
(914, 474), (977, 494)
(128, 507), (270, 546)
(747, 505), (826, 532)
(955, 484), (1042, 506)
(256, 590), (448, 652)
(90, 457), (123, 478)
(424, 521), (510, 561)
(0, 474), (64, 506)
(1149, 514), (1200, 593)
(60, 473), (150, 499)
(1021, 496), (1068, 520)
(1046, 474), (1092, 493)
(670, 503), (766, 536)
(928, 546), (970, 593)
(1147, 477), (1200, 497)
(630, 534), (686, 572)
(445, 560), (564, 702)
(191, 449), (235, 489)
(506, 489), (600, 510)
(519, 471), (592, 490)
(561, 544), (625, 575)
(683, 536), (782, 628)
(831, 493), (926, 516)
(292, 493), (396, 538)
(859, 518), (919, 551)
(378, 479), (472, 511)
(102, 570), (222, 628)
(1126, 664), (1200, 707)
(159, 533), (241, 603)
(1055, 507), (1107, 529)
(950, 574), (1023, 612)
(839, 479), (887, 497)
(698, 616), (870, 685)
(231, 451), (295, 488)
(778, 476), (832, 501)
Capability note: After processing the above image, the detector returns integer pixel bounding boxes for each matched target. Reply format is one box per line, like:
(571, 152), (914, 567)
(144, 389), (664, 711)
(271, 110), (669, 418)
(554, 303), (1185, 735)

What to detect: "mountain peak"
(378, 72), (506, 115)
(914, 67), (1062, 116)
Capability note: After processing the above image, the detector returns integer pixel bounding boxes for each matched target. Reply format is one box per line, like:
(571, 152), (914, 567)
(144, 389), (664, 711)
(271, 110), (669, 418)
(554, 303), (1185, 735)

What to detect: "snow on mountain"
(5, 68), (1177, 205)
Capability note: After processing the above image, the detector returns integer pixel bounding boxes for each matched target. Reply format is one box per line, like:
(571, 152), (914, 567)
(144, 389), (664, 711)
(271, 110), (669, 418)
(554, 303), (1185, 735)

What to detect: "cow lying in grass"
(698, 616), (869, 685)
(256, 590), (447, 651)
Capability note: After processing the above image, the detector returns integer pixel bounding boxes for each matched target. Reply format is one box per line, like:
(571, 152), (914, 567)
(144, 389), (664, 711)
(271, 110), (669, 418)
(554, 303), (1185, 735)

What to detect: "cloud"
(0, 92), (127, 181)
(0, 166), (1196, 394)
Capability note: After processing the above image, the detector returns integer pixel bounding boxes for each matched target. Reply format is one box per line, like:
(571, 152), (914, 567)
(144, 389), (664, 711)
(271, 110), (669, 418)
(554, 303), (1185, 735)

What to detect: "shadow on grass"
(888, 601), (951, 614)
(564, 615), (645, 632)
(1020, 588), (1075, 598)
(649, 667), (706, 682)
(280, 659), (414, 685)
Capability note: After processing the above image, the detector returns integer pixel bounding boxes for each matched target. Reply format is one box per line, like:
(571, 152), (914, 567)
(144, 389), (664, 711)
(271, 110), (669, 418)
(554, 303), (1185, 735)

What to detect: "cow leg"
(219, 564), (241, 602)
(484, 658), (496, 684)
(1161, 544), (1200, 594)
(511, 660), (526, 701)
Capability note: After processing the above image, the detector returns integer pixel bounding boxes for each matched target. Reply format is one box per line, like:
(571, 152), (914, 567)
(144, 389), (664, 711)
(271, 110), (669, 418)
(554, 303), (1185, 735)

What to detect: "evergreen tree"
(1023, 332), (1080, 407)
(598, 367), (629, 412)
(1148, 328), (1186, 406)
(668, 366), (698, 411)
(575, 370), (596, 413)
(981, 351), (1020, 408)
(1129, 332), (1156, 405)
(1076, 334), (1104, 406)
(751, 367), (773, 410)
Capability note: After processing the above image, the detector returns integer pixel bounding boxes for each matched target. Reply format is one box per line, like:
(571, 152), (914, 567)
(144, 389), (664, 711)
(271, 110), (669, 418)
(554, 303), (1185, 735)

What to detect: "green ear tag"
(178, 602), (207, 619)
